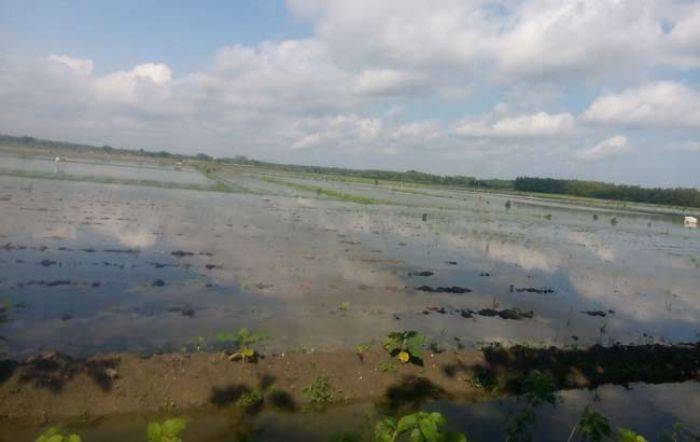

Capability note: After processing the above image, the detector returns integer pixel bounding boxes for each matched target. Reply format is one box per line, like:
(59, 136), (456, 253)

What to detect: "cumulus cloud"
(290, 114), (382, 150)
(353, 69), (430, 97)
(576, 135), (633, 161)
(1, 0), (700, 185)
(583, 82), (700, 128)
(47, 54), (94, 76)
(92, 63), (172, 105)
(494, 0), (663, 80)
(454, 111), (575, 137)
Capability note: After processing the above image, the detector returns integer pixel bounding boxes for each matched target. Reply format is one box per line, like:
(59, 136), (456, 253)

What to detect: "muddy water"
(1, 161), (700, 357)
(1, 381), (698, 441)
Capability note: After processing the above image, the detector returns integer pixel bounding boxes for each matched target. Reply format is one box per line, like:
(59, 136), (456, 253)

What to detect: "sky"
(1, 0), (699, 187)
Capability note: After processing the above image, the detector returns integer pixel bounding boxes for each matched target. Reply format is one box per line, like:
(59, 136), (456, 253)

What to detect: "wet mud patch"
(466, 308), (534, 320)
(510, 286), (554, 294)
(408, 271), (435, 277)
(416, 285), (472, 294)
(582, 310), (615, 317)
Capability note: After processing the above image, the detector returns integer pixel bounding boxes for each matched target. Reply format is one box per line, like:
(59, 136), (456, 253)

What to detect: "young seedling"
(570, 406), (611, 442)
(617, 428), (647, 442)
(147, 418), (187, 442)
(374, 411), (468, 442)
(355, 342), (370, 361)
(35, 426), (81, 442)
(302, 376), (333, 404)
(384, 330), (426, 364)
(217, 328), (268, 362)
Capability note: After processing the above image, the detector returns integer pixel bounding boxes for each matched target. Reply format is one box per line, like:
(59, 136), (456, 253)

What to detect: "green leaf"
(618, 428), (647, 442)
(162, 418), (187, 437)
(579, 407), (611, 442)
(374, 418), (398, 442)
(418, 415), (439, 441)
(397, 413), (420, 434)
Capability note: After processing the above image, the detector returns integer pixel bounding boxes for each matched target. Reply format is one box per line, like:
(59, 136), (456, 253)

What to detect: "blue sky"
(1, 0), (699, 187)
(0, 0), (309, 74)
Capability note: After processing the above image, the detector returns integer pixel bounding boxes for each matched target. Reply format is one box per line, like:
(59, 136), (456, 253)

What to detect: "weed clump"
(302, 376), (334, 404)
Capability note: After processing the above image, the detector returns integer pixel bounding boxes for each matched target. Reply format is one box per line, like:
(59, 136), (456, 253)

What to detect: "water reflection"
(1, 159), (699, 357)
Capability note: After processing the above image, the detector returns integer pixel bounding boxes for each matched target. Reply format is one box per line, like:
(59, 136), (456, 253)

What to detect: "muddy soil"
(1, 343), (698, 425)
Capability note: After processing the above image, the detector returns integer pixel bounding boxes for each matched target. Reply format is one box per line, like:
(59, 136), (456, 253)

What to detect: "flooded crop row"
(0, 155), (698, 440)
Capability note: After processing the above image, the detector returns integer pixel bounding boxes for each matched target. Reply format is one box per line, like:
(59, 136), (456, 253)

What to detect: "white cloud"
(48, 54), (94, 76)
(291, 114), (382, 150)
(353, 69), (429, 96)
(2, 1), (700, 186)
(454, 111), (575, 137)
(494, 0), (663, 80)
(576, 135), (633, 161)
(583, 82), (700, 128)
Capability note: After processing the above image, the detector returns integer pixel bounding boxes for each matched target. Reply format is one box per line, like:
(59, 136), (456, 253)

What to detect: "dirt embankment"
(0, 343), (698, 425)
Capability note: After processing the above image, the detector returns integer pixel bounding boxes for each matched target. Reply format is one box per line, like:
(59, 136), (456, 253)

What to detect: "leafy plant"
(384, 331), (426, 364)
(355, 342), (371, 361)
(617, 428), (647, 442)
(237, 389), (264, 410)
(379, 361), (398, 373)
(576, 407), (611, 442)
(35, 426), (81, 442)
(303, 376), (333, 404)
(521, 371), (557, 406)
(506, 409), (536, 442)
(147, 418), (187, 442)
(374, 411), (468, 442)
(217, 328), (268, 362)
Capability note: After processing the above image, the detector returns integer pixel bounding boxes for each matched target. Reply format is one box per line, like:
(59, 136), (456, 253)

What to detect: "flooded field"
(1, 154), (699, 440)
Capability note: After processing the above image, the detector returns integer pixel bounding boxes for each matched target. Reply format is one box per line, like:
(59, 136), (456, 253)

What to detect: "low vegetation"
(374, 411), (468, 442)
(384, 331), (426, 364)
(302, 376), (334, 404)
(35, 426), (81, 442)
(146, 418), (187, 442)
(216, 328), (268, 362)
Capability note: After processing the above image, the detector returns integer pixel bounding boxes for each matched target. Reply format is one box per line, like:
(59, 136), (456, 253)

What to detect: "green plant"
(379, 361), (398, 373)
(521, 371), (557, 406)
(35, 426), (81, 442)
(574, 407), (611, 442)
(217, 328), (268, 362)
(384, 331), (426, 364)
(237, 389), (264, 410)
(147, 418), (187, 442)
(374, 411), (468, 442)
(617, 428), (647, 442)
(329, 432), (361, 442)
(303, 376), (333, 404)
(506, 409), (536, 442)
(355, 342), (371, 361)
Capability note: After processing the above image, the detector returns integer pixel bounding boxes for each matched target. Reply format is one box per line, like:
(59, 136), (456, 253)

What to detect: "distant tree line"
(514, 177), (700, 208)
(3, 133), (698, 207)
